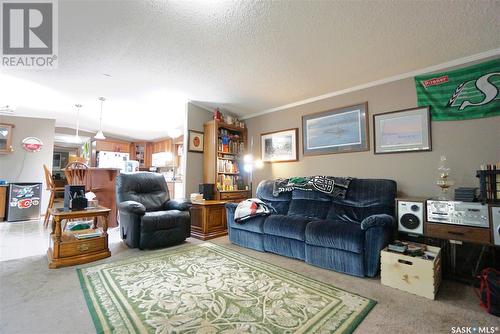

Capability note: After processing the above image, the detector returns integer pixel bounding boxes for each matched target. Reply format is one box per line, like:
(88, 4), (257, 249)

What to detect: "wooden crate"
(381, 245), (441, 300)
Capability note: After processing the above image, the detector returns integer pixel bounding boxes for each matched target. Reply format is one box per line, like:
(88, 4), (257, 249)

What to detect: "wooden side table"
(47, 206), (111, 269)
(190, 200), (228, 240)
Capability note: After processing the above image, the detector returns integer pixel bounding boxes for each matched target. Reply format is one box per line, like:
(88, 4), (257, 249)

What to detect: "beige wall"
(184, 102), (213, 195)
(245, 78), (500, 198)
(0, 115), (55, 213)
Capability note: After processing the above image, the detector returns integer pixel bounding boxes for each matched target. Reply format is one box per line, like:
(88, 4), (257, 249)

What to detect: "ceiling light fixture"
(94, 97), (106, 140)
(0, 105), (15, 115)
(74, 104), (82, 143)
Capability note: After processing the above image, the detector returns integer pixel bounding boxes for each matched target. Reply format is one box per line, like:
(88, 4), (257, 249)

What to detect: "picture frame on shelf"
(373, 106), (431, 154)
(302, 102), (369, 156)
(260, 128), (298, 163)
(188, 130), (204, 153)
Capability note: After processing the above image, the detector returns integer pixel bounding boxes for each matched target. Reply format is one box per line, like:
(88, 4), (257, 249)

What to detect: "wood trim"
(260, 128), (299, 163)
(214, 120), (246, 132)
(302, 102), (369, 156)
(425, 222), (491, 245)
(373, 106), (432, 155)
(240, 49), (500, 120)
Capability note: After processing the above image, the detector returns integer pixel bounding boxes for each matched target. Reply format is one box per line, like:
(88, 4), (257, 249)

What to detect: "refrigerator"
(97, 151), (130, 169)
(7, 183), (42, 222)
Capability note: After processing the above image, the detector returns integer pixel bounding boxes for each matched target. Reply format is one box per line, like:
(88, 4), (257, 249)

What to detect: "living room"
(1, 1), (499, 333)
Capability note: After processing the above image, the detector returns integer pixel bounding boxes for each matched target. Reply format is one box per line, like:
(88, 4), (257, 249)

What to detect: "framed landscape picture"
(302, 102), (369, 156)
(373, 106), (431, 154)
(261, 128), (298, 162)
(188, 130), (204, 153)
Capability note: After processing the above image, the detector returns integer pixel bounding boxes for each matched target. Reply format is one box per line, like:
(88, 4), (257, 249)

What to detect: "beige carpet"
(0, 227), (498, 333)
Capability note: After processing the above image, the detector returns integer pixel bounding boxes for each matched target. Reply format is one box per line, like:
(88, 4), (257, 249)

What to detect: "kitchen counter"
(0, 186), (6, 221)
(82, 168), (120, 227)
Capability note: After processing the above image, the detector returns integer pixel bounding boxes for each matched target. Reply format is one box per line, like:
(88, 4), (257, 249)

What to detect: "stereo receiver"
(426, 200), (489, 228)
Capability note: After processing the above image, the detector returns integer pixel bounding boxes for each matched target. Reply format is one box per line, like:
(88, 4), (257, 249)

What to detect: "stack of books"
(74, 230), (102, 240)
(387, 240), (436, 260)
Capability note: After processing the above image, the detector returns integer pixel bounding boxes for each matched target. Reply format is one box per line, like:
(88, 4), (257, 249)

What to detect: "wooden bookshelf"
(203, 120), (251, 201)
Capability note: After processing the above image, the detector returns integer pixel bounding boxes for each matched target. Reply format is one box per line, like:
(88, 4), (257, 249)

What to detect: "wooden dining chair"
(64, 162), (91, 190)
(43, 164), (65, 227)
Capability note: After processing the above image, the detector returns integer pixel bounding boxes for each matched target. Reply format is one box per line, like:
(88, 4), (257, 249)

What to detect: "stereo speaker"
(491, 205), (500, 247)
(397, 199), (425, 236)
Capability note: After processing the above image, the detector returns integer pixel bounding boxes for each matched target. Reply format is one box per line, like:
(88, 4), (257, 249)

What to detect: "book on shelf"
(218, 138), (244, 154)
(217, 174), (245, 191)
(217, 159), (239, 174)
(218, 128), (245, 154)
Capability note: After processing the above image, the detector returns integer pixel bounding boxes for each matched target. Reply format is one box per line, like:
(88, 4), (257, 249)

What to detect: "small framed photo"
(302, 102), (369, 156)
(261, 128), (299, 163)
(373, 106), (432, 154)
(188, 130), (204, 153)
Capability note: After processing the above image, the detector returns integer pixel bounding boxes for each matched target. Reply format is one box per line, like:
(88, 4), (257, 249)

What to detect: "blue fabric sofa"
(225, 178), (397, 277)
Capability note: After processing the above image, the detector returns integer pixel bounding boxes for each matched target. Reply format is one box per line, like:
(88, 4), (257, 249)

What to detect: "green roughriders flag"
(415, 58), (500, 121)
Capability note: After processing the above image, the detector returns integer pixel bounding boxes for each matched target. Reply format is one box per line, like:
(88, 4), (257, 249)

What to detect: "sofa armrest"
(164, 199), (191, 211)
(225, 202), (239, 227)
(117, 201), (145, 248)
(362, 214), (395, 277)
(118, 201), (146, 215)
(360, 214), (394, 230)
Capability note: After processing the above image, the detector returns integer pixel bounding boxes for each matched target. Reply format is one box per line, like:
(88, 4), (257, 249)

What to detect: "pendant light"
(74, 104), (82, 143)
(94, 97), (106, 140)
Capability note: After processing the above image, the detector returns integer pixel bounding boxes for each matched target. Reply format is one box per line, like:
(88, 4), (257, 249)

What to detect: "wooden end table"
(47, 206), (111, 269)
(190, 200), (228, 240)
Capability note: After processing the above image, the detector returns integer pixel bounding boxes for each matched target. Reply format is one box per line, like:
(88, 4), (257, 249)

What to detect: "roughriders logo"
(447, 72), (500, 110)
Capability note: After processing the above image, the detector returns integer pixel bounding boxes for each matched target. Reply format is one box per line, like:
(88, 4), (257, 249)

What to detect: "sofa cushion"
(305, 220), (365, 254)
(287, 189), (331, 219)
(230, 215), (267, 234)
(256, 180), (291, 215)
(141, 210), (189, 233)
(326, 179), (397, 222)
(263, 214), (312, 241)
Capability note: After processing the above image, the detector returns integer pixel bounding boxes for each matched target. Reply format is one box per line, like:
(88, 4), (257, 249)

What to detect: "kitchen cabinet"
(94, 139), (130, 153)
(131, 142), (153, 168)
(0, 123), (14, 154)
(153, 139), (173, 154)
(91, 139), (131, 167)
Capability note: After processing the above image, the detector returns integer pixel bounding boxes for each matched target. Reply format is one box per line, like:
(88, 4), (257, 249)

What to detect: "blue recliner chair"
(226, 178), (397, 277)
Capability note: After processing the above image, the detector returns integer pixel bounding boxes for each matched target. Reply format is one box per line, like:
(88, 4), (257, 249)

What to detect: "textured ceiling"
(0, 0), (499, 140)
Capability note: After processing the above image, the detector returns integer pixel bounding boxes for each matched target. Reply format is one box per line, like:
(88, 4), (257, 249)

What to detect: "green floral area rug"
(78, 243), (375, 333)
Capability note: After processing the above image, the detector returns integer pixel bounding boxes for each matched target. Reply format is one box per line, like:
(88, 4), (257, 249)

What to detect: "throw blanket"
(235, 198), (272, 223)
(273, 176), (352, 198)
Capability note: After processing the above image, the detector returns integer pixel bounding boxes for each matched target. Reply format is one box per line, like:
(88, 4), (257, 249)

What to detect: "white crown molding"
(240, 48), (500, 120)
(188, 100), (214, 113)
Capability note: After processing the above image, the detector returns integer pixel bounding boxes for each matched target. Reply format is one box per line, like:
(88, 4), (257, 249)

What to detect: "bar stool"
(64, 162), (92, 190)
(43, 164), (64, 227)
